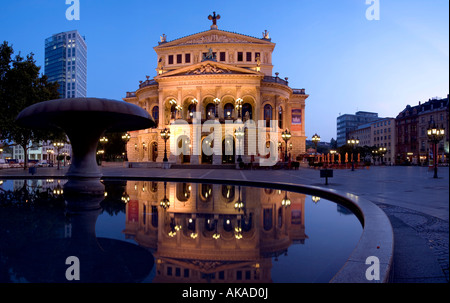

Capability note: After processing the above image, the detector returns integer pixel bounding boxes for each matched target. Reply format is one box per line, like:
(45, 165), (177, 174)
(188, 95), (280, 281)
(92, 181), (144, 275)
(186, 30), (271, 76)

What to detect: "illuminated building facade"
(123, 14), (308, 166)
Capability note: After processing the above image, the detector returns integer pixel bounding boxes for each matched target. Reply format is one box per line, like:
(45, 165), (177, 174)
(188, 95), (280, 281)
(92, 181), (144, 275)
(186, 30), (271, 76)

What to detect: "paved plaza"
(1, 164), (448, 283)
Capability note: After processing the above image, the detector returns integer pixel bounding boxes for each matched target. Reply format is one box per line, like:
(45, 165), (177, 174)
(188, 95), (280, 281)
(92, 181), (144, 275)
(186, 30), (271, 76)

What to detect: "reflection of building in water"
(123, 181), (306, 283)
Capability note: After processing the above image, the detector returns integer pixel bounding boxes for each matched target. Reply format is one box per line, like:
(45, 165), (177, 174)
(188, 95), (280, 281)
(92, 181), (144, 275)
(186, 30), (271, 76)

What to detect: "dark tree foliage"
(0, 41), (65, 169)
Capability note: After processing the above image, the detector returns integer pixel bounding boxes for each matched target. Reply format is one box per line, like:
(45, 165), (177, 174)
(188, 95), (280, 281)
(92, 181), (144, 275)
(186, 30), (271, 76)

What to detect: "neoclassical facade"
(123, 16), (308, 166)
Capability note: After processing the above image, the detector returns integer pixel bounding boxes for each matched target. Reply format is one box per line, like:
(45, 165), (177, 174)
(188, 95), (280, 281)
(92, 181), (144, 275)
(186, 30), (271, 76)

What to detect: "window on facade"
(185, 53), (191, 63)
(246, 52), (252, 62)
(278, 106), (283, 129)
(219, 52), (226, 61)
(152, 106), (159, 125)
(177, 54), (182, 64)
(237, 52), (243, 61)
(168, 55), (174, 64)
(224, 103), (234, 119)
(242, 103), (252, 120)
(206, 103), (216, 118)
(264, 104), (273, 127)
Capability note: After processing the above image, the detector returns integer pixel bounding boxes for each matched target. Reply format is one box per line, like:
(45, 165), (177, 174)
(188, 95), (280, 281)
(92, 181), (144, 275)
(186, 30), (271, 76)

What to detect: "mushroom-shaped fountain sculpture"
(16, 98), (155, 209)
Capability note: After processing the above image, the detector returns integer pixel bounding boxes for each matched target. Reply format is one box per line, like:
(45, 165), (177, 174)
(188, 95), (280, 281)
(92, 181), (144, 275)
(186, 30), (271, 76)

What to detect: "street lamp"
(311, 133), (320, 155)
(427, 121), (445, 178)
(160, 128), (171, 162)
(371, 149), (378, 165)
(235, 98), (243, 119)
(53, 141), (64, 170)
(122, 133), (131, 161)
(234, 127), (244, 163)
(378, 147), (387, 165)
(281, 129), (291, 162)
(213, 98), (221, 118)
(347, 137), (359, 171)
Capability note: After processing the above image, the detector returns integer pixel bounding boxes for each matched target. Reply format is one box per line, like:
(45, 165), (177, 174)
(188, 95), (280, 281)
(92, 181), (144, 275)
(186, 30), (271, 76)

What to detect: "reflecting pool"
(0, 179), (362, 283)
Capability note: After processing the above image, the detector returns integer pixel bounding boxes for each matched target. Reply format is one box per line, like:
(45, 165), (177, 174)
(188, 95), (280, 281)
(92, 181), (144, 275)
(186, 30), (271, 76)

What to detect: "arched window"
(221, 185), (235, 202)
(152, 106), (159, 126)
(188, 104), (196, 119)
(205, 103), (215, 119)
(278, 106), (283, 129)
(264, 104), (272, 127)
(242, 103), (252, 120)
(224, 103), (234, 119)
(170, 104), (177, 119)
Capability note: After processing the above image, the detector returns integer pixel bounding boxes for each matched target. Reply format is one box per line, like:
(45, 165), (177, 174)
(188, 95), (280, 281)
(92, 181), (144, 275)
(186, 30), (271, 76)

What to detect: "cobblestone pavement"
(378, 203), (449, 282)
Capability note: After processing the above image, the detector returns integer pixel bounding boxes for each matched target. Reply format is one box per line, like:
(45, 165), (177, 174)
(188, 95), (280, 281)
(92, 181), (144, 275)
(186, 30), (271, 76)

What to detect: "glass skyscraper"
(44, 30), (87, 98)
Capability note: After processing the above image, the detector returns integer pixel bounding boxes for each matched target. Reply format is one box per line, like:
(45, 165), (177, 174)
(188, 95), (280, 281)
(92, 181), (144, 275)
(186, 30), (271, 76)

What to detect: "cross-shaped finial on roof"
(208, 11), (220, 29)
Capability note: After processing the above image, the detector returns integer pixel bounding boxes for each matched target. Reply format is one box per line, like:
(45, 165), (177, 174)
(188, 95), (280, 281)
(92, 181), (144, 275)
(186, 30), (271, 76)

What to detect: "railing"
(292, 88), (306, 95)
(262, 76), (288, 86)
(139, 79), (157, 89)
(125, 92), (136, 98)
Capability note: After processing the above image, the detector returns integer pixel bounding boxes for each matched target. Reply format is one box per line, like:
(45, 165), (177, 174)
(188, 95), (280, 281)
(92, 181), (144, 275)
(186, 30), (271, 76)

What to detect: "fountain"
(16, 97), (155, 209)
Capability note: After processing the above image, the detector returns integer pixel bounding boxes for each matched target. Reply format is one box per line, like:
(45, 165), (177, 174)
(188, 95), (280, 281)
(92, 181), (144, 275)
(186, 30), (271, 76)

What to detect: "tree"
(0, 41), (62, 169)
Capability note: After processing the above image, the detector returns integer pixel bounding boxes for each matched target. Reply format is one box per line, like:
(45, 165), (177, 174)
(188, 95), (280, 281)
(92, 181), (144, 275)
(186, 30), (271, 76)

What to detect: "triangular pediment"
(155, 29), (274, 49)
(155, 61), (262, 79)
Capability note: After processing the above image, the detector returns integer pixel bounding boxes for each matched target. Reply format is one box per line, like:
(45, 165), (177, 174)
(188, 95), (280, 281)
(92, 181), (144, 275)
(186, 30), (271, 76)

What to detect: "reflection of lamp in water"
(121, 193), (130, 203)
(53, 184), (64, 196)
(311, 196), (321, 203)
(212, 219), (220, 239)
(234, 186), (244, 211)
(188, 217), (197, 239)
(168, 217), (177, 237)
(160, 182), (170, 209)
(281, 191), (291, 207)
(234, 218), (243, 239)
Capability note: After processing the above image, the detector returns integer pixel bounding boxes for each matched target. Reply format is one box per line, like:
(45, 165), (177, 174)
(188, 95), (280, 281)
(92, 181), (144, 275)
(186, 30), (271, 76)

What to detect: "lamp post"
(347, 137), (359, 171)
(378, 147), (387, 165)
(427, 121), (445, 179)
(235, 127), (244, 163)
(281, 129), (291, 162)
(312, 133), (320, 164)
(53, 141), (64, 170)
(371, 149), (378, 165)
(122, 132), (131, 161)
(235, 98), (243, 119)
(160, 128), (171, 163)
(213, 98), (221, 118)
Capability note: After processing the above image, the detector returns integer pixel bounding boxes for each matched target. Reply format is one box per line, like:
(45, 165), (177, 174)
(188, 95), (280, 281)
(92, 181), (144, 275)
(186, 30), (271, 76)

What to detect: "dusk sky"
(1, 0), (448, 142)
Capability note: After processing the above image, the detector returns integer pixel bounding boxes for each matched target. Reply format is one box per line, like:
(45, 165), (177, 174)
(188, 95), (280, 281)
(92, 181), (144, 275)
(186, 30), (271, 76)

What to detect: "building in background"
(123, 14), (308, 166)
(396, 95), (449, 165)
(336, 111), (379, 147)
(349, 117), (396, 165)
(44, 30), (87, 98)
(11, 140), (72, 165)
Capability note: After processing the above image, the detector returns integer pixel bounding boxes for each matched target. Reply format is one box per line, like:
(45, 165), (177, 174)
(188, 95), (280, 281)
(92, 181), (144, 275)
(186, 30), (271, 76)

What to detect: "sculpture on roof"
(208, 11), (220, 29)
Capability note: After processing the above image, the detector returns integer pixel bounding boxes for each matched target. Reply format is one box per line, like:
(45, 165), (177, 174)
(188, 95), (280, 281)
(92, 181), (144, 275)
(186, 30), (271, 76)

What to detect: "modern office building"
(44, 30), (87, 98)
(123, 14), (308, 166)
(336, 111), (379, 147)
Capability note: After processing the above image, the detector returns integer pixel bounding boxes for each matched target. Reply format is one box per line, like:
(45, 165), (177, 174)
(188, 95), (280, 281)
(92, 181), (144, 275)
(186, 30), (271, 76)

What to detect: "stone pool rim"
(1, 175), (394, 283)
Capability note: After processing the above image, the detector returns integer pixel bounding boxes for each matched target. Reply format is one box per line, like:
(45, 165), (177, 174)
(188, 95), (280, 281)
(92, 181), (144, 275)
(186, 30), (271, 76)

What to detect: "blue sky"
(1, 0), (448, 142)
